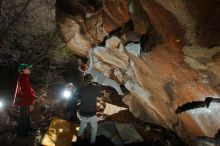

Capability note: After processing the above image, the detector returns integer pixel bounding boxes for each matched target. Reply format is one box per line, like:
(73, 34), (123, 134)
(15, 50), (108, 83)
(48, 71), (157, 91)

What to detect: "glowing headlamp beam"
(63, 90), (72, 99)
(0, 101), (4, 109)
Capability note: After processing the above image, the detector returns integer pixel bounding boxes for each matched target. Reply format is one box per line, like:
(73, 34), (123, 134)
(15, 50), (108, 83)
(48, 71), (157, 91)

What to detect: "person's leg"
(78, 116), (89, 139)
(66, 99), (78, 121)
(26, 106), (36, 131)
(89, 115), (97, 144)
(72, 100), (78, 121)
(26, 106), (31, 129)
(17, 106), (29, 136)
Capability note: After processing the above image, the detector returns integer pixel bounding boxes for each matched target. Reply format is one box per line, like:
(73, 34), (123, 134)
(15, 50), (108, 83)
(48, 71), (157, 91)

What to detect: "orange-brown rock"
(130, 0), (150, 35)
(125, 80), (179, 130)
(124, 44), (219, 141)
(85, 12), (107, 43)
(183, 46), (220, 92)
(103, 0), (131, 27)
(140, 0), (184, 48)
(60, 17), (91, 56)
(58, 0), (220, 144)
(140, 0), (220, 47)
(129, 45), (218, 109)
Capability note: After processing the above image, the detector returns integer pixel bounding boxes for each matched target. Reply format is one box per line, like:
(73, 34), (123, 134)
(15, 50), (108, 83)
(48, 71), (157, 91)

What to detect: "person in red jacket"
(14, 64), (36, 137)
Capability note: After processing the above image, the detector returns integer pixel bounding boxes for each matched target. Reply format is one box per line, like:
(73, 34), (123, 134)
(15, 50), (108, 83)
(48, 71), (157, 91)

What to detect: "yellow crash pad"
(41, 117), (79, 146)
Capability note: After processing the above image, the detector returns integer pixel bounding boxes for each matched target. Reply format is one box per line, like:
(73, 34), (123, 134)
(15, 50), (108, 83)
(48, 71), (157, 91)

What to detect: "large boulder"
(60, 17), (91, 56)
(139, 0), (220, 47)
(58, 0), (220, 144)
(103, 0), (130, 27)
(129, 0), (150, 35)
(94, 46), (129, 70)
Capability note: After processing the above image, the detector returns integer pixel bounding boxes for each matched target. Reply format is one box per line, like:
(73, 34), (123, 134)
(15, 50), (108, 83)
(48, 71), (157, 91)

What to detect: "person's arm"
(96, 83), (102, 98)
(87, 48), (94, 73)
(31, 88), (36, 97)
(73, 88), (82, 100)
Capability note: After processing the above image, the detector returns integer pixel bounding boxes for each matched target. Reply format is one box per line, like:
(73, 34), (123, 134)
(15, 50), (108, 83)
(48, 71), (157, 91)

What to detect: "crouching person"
(76, 74), (101, 144)
(13, 64), (36, 137)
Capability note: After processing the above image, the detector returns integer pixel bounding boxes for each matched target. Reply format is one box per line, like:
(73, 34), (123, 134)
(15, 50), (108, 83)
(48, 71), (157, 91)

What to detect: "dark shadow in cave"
(140, 33), (151, 53)
(103, 110), (186, 146)
(192, 129), (220, 144)
(109, 20), (134, 37)
(60, 62), (83, 87)
(184, 0), (220, 47)
(140, 27), (158, 54)
(98, 20), (134, 47)
(0, 65), (19, 100)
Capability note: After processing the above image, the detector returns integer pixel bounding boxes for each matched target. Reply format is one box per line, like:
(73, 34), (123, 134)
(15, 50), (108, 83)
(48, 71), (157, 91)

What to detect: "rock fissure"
(176, 97), (220, 114)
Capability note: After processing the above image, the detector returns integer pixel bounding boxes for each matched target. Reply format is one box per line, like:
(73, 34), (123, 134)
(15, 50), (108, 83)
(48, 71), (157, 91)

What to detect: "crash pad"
(114, 123), (144, 144)
(41, 117), (79, 146)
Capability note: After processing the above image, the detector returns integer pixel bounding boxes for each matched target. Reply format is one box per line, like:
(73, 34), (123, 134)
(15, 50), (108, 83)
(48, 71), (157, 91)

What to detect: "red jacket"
(13, 73), (36, 106)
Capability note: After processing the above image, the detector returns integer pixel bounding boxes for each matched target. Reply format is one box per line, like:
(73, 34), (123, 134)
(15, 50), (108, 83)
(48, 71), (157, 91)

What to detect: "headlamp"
(0, 100), (5, 110)
(63, 90), (72, 99)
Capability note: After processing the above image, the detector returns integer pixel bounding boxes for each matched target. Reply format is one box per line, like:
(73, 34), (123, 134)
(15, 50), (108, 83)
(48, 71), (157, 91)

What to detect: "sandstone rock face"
(139, 0), (184, 49)
(60, 17), (91, 56)
(58, 0), (220, 144)
(125, 80), (179, 130)
(140, 0), (220, 47)
(129, 0), (149, 35)
(85, 13), (107, 41)
(94, 46), (129, 70)
(103, 0), (130, 27)
(183, 46), (220, 92)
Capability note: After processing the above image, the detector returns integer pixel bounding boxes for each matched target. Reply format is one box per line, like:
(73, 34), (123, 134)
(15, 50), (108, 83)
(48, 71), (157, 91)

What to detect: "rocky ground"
(1, 1), (220, 145)
(0, 88), (186, 146)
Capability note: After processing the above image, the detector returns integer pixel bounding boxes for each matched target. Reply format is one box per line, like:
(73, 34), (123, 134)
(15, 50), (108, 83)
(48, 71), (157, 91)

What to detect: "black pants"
(17, 106), (32, 135)
(66, 99), (78, 120)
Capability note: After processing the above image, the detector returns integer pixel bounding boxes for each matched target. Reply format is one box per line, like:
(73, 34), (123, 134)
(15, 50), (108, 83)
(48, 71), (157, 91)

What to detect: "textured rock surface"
(183, 46), (220, 92)
(60, 17), (91, 56)
(58, 0), (220, 144)
(103, 0), (130, 27)
(129, 0), (149, 35)
(140, 0), (220, 47)
(94, 46), (129, 70)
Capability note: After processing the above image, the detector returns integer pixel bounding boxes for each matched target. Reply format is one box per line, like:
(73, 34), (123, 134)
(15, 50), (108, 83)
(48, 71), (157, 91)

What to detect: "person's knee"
(91, 123), (97, 129)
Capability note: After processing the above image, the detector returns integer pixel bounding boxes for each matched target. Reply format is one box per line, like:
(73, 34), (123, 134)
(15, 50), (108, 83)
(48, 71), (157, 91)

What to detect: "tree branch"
(0, 0), (33, 39)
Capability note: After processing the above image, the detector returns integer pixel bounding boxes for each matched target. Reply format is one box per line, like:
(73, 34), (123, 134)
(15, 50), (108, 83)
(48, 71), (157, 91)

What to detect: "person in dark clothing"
(13, 64), (36, 137)
(65, 83), (78, 121)
(76, 74), (101, 144)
